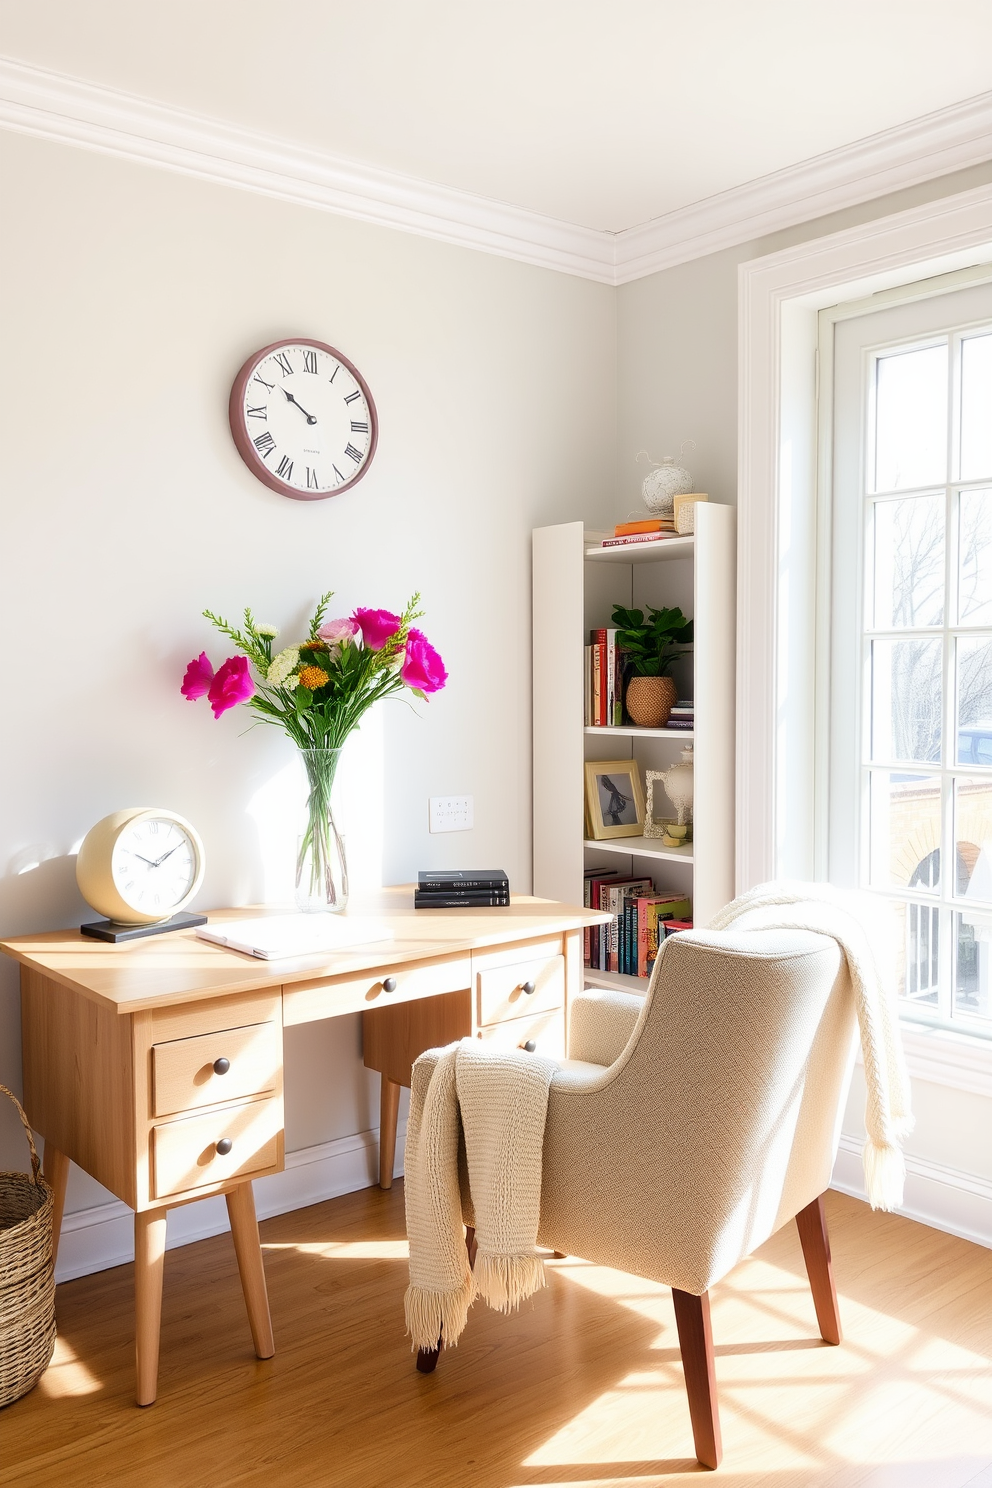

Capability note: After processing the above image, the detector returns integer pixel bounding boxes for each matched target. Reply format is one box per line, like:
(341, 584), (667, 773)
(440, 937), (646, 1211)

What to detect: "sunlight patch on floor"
(35, 1335), (102, 1398)
(262, 1238), (409, 1259)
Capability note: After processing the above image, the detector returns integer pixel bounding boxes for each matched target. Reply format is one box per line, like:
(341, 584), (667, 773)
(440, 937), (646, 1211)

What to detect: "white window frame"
(738, 179), (992, 1090)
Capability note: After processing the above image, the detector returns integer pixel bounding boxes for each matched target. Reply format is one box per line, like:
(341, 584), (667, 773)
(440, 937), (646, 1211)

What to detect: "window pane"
(896, 898), (940, 1007)
(870, 495), (944, 628)
(954, 779), (992, 904)
(957, 636), (992, 763)
(959, 488), (992, 624)
(868, 770), (941, 891)
(954, 910), (991, 1021)
(873, 343), (948, 493)
(870, 637), (942, 763)
(960, 334), (992, 481)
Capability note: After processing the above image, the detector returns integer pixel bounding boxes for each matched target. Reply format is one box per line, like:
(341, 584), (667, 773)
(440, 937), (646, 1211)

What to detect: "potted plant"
(611, 603), (693, 727)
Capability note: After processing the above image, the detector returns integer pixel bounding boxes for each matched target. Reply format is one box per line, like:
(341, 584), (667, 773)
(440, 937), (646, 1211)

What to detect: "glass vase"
(295, 748), (349, 914)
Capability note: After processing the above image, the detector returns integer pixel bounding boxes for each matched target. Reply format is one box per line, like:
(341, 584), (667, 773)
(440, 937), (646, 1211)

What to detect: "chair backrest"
(542, 928), (857, 1293)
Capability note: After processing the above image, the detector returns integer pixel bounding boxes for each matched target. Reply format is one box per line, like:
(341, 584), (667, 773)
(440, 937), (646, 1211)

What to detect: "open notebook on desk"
(197, 914), (394, 960)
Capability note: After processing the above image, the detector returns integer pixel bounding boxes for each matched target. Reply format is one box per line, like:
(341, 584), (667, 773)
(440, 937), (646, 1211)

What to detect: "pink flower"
(401, 628), (448, 695)
(181, 652), (214, 700)
(207, 655), (255, 718)
(352, 607), (402, 651)
(318, 617), (360, 647)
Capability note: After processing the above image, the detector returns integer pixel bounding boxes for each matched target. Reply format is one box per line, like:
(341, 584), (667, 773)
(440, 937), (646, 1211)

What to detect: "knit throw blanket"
(403, 1037), (557, 1352)
(709, 880), (914, 1210)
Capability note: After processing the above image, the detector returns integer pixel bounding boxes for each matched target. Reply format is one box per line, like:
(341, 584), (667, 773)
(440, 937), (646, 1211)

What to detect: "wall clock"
(229, 338), (378, 500)
(76, 808), (207, 941)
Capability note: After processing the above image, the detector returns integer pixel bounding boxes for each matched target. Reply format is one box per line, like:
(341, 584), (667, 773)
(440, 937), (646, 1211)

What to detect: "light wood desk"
(0, 889), (605, 1405)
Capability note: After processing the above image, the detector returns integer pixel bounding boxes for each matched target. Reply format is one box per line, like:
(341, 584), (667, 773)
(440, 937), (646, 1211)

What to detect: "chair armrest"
(567, 989), (646, 1067)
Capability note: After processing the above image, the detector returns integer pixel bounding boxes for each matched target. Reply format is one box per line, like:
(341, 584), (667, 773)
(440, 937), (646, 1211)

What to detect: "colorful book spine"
(600, 531), (679, 548)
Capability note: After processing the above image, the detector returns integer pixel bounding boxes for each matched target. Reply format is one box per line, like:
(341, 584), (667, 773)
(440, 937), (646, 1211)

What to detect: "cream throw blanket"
(404, 1038), (557, 1352)
(709, 880), (914, 1210)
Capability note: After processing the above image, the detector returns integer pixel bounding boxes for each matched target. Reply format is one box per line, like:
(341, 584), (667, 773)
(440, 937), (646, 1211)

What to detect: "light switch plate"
(429, 796), (474, 833)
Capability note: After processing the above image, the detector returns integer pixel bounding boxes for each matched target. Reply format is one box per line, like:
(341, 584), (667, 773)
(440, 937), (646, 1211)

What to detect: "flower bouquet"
(182, 592), (447, 912)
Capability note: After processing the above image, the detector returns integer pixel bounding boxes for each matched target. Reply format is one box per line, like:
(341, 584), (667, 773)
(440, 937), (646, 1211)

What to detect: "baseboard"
(54, 1123), (406, 1284)
(831, 1135), (992, 1251)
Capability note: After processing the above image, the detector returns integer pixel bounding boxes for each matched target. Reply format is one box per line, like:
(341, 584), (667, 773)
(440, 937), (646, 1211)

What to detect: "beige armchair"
(415, 927), (858, 1470)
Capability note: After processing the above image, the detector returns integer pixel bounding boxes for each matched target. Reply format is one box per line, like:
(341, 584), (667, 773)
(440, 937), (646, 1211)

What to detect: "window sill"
(897, 1020), (992, 1098)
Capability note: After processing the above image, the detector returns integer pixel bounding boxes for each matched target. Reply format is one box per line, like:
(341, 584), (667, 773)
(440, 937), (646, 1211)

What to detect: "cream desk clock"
(75, 808), (207, 942)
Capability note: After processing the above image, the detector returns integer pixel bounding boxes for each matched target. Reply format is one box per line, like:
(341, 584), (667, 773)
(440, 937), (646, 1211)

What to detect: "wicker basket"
(0, 1085), (56, 1409)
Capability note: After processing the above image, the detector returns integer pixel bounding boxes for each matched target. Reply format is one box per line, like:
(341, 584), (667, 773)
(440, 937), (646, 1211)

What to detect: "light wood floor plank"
(1, 1188), (990, 1487)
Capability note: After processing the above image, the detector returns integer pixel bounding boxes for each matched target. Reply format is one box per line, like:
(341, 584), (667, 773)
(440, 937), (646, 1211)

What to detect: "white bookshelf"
(532, 506), (736, 993)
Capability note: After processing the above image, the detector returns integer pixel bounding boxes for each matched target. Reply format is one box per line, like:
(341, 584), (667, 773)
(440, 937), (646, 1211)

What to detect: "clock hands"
(151, 842), (186, 870)
(280, 388), (318, 425)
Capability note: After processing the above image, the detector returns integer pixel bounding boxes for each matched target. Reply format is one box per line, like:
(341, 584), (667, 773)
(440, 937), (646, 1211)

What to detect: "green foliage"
(610, 603), (693, 677)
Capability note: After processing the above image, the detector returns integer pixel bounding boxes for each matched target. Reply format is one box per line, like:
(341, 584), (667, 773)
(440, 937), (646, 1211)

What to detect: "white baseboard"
(54, 1123), (406, 1284)
(831, 1134), (992, 1251)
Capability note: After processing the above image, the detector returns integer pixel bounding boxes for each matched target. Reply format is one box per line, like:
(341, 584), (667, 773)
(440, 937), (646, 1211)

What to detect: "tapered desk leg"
(226, 1182), (275, 1359)
(42, 1143), (69, 1271)
(134, 1209), (167, 1407)
(379, 1076), (401, 1190)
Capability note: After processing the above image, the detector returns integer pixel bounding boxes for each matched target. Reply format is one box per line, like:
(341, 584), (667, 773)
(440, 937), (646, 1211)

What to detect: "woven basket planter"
(625, 674), (677, 728)
(0, 1085), (56, 1409)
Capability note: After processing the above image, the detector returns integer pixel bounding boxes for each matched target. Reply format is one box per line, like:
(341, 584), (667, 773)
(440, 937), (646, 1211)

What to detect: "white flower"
(266, 647), (300, 686)
(256, 624), (279, 638)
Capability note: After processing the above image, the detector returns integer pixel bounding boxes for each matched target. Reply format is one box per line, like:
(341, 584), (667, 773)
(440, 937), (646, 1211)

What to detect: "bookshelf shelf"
(533, 505), (736, 986)
(581, 967), (649, 994)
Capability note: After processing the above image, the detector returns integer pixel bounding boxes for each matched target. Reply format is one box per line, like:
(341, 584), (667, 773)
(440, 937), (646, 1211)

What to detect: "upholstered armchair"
(414, 927), (858, 1470)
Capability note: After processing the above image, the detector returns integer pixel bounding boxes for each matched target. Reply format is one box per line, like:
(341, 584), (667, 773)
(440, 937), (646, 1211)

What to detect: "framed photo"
(584, 759), (645, 840)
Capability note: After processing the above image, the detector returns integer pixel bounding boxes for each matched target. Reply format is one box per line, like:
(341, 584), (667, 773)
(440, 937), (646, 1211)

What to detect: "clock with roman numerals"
(229, 338), (378, 500)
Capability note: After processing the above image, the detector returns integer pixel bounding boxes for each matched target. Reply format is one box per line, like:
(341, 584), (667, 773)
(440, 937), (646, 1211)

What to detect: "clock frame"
(229, 337), (378, 501)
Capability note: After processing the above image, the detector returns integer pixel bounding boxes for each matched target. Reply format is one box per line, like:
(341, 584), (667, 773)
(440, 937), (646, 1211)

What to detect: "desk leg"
(226, 1182), (275, 1359)
(379, 1077), (401, 1190)
(134, 1209), (167, 1406)
(42, 1143), (69, 1271)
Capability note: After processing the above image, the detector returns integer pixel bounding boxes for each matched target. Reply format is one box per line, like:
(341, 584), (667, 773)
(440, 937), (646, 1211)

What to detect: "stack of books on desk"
(415, 870), (510, 908)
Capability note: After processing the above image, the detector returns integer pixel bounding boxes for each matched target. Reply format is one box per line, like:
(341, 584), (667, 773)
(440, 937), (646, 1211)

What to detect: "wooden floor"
(2, 1187), (992, 1487)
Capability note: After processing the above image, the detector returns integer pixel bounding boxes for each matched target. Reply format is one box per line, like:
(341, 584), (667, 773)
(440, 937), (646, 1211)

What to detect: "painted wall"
(0, 130), (617, 1228)
(615, 158), (992, 1246)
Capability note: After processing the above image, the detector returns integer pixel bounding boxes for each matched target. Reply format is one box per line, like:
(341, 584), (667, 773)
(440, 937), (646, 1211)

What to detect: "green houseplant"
(611, 603), (693, 727)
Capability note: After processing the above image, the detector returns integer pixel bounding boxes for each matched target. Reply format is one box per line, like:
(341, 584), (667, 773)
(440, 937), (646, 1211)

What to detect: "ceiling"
(2, 0), (992, 234)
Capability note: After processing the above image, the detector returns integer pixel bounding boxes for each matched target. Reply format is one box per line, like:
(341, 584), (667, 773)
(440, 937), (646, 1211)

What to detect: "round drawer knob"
(522, 1040), (537, 1053)
(383, 977), (397, 993)
(213, 1057), (231, 1075)
(215, 1137), (233, 1156)
(521, 981), (536, 996)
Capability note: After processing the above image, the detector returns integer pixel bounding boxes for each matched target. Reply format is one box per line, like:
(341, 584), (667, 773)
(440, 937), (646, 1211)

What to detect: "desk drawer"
(152, 1021), (280, 1118)
(284, 953), (472, 1025)
(152, 1098), (282, 1199)
(477, 1008), (564, 1060)
(477, 952), (564, 1027)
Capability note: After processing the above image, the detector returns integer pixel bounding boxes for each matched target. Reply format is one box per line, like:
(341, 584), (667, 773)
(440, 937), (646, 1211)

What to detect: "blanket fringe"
(404, 1281), (474, 1352)
(862, 1138), (906, 1212)
(474, 1252), (547, 1314)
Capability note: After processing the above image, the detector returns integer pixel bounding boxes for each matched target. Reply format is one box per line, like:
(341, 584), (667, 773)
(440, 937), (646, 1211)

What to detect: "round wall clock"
(229, 338), (378, 500)
(76, 808), (206, 927)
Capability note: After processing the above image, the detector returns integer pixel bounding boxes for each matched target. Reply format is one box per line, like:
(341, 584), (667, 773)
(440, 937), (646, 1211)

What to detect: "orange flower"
(298, 665), (329, 690)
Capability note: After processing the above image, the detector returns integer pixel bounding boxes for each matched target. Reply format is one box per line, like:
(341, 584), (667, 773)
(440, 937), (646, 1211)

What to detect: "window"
(827, 280), (992, 1035)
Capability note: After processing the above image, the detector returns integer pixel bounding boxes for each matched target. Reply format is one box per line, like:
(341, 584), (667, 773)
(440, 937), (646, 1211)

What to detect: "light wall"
(0, 130), (616, 1215)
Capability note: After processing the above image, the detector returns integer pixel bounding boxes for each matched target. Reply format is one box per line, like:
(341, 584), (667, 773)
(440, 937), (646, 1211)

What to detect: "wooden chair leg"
(672, 1288), (723, 1470)
(226, 1182), (275, 1359)
(415, 1225), (476, 1375)
(42, 1143), (70, 1272)
(134, 1209), (168, 1407)
(796, 1192), (842, 1345)
(379, 1076), (401, 1190)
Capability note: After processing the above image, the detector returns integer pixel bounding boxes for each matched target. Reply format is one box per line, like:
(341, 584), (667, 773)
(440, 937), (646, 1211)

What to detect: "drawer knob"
(521, 980), (536, 996)
(521, 1039), (537, 1053)
(213, 1057), (231, 1075)
(215, 1137), (233, 1156)
(383, 977), (397, 993)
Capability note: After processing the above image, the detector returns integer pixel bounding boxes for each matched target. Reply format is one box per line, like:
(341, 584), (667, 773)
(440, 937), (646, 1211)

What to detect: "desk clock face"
(112, 817), (199, 920)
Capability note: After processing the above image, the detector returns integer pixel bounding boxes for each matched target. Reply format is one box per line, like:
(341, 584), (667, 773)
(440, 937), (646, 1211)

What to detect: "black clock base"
(80, 911), (208, 943)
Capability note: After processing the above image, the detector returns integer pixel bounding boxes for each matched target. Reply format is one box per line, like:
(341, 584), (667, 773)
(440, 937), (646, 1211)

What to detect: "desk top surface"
(0, 889), (607, 1014)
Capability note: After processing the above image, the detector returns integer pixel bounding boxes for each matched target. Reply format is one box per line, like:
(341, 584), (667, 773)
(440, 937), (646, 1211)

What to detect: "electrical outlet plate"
(429, 796), (474, 833)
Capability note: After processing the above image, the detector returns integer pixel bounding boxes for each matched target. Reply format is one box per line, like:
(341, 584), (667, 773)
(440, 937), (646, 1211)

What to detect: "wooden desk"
(0, 889), (604, 1405)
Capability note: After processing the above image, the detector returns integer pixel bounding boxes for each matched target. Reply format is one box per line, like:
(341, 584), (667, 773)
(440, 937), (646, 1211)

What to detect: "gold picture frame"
(584, 759), (645, 840)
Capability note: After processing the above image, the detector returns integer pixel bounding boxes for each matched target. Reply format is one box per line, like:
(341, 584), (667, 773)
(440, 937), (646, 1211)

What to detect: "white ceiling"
(2, 0), (992, 234)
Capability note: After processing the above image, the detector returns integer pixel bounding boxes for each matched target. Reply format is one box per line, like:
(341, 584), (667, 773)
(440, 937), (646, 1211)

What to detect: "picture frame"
(584, 759), (645, 840)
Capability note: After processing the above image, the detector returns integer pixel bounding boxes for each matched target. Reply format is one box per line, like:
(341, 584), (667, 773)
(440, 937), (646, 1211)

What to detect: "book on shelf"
(598, 531), (682, 549)
(664, 919), (693, 937)
(584, 868), (621, 966)
(585, 629), (623, 726)
(613, 518), (675, 537)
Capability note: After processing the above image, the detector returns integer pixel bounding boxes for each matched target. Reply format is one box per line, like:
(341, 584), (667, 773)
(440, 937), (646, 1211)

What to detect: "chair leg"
(415, 1225), (477, 1375)
(379, 1077), (401, 1190)
(671, 1288), (723, 1470)
(796, 1193), (842, 1345)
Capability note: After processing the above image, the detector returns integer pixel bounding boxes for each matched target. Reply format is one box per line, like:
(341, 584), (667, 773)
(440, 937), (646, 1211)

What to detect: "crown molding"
(612, 90), (992, 282)
(3, 54), (992, 287)
(0, 56), (615, 283)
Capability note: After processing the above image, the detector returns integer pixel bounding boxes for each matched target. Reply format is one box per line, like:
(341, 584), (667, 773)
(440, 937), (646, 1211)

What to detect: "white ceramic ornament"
(637, 442), (695, 517)
(659, 744), (695, 826)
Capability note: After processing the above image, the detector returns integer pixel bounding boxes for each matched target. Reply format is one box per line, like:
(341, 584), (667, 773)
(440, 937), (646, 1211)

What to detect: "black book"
(414, 892), (510, 909)
(417, 869), (509, 891)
